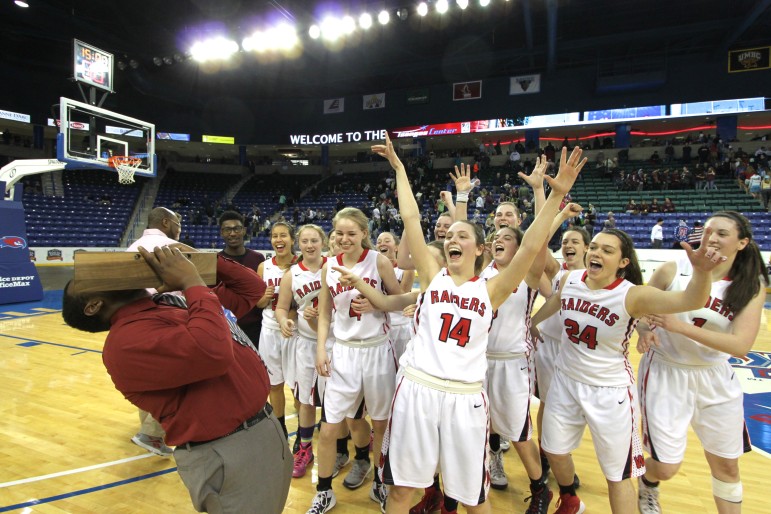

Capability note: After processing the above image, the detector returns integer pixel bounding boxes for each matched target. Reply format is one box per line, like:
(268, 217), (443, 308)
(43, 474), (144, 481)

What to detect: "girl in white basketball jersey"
(307, 207), (403, 514)
(636, 211), (768, 514)
(532, 227), (590, 483)
(367, 135), (586, 514)
(276, 224), (327, 479)
(376, 231), (415, 361)
(530, 228), (726, 514)
(257, 221), (297, 438)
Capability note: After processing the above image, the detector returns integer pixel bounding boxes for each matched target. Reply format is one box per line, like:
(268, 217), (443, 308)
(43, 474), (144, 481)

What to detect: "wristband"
(456, 191), (470, 203)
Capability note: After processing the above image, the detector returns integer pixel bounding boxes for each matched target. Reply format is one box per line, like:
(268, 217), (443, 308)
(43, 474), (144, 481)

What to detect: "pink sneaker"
(292, 444), (314, 478)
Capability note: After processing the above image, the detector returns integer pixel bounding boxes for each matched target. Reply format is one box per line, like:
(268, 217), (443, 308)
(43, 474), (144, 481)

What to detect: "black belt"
(183, 403), (273, 450)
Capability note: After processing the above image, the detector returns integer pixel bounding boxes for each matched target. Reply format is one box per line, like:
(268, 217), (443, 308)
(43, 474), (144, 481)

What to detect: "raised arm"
(626, 228), (726, 318)
(518, 159), (547, 214)
(373, 134), (441, 289)
(486, 150), (587, 310)
(396, 235), (416, 271)
(449, 163), (473, 222)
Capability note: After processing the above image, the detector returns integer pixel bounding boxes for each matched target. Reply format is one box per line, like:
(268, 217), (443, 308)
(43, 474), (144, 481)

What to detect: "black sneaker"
(525, 485), (553, 514)
(293, 436), (301, 455)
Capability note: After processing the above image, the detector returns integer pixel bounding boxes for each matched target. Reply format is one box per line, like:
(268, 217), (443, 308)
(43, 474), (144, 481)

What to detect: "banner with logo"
(0, 109), (31, 123)
(728, 46), (771, 73)
(323, 98), (345, 114)
(363, 93), (385, 110)
(0, 200), (43, 304)
(509, 74), (541, 95)
(453, 80), (482, 101)
(406, 88), (430, 105)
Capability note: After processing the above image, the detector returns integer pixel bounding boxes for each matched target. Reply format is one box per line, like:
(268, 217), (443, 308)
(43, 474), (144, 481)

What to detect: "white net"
(111, 157), (142, 185)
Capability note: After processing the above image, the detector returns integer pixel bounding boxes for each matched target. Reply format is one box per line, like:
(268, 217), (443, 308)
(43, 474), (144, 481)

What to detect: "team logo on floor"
(0, 236), (27, 249)
(733, 351), (771, 456)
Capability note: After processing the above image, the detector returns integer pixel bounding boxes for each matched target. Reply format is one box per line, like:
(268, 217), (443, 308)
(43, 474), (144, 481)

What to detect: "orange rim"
(108, 156), (142, 168)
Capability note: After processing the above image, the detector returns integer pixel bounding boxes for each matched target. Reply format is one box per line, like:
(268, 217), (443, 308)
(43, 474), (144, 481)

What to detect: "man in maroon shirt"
(62, 246), (291, 514)
(218, 210), (265, 348)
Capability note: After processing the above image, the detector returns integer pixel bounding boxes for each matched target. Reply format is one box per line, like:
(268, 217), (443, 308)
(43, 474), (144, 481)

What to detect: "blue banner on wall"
(0, 199), (43, 304)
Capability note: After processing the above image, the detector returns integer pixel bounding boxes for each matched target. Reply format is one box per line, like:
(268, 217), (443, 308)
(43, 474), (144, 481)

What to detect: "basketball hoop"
(108, 156), (142, 184)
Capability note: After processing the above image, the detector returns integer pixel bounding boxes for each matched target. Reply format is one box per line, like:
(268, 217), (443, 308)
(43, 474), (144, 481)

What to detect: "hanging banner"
(453, 81), (482, 101)
(728, 46), (771, 73)
(509, 74), (541, 95)
(363, 93), (385, 110)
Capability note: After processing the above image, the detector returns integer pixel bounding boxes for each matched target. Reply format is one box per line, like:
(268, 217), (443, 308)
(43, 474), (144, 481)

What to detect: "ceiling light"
(117, 61), (127, 71)
(378, 10), (390, 25)
(14, 0), (29, 7)
(190, 37), (238, 62)
(308, 24), (321, 39)
(341, 15), (356, 34)
(129, 59), (139, 69)
(359, 13), (373, 29)
(417, 2), (429, 16)
(163, 56), (173, 65)
(436, 0), (449, 14)
(320, 17), (343, 41)
(479, 0), (491, 5)
(457, 0), (469, 8)
(397, 8), (409, 21)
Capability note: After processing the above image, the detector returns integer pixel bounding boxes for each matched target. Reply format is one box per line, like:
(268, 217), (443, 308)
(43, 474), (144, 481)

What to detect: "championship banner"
(453, 80), (482, 101)
(323, 98), (345, 114)
(406, 88), (430, 105)
(363, 93), (385, 110)
(510, 74), (541, 95)
(728, 46), (771, 73)
(0, 199), (43, 305)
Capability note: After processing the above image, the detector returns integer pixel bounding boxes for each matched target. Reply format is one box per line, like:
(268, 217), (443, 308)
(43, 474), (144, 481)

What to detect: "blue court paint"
(16, 341), (41, 347)
(732, 351), (771, 455)
(0, 468), (177, 512)
(0, 290), (63, 317)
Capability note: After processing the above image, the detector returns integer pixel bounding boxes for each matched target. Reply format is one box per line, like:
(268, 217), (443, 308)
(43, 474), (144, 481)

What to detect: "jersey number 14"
(438, 313), (472, 348)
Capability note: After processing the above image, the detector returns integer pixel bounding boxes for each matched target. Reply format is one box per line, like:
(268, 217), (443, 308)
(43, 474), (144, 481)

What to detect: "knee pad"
(712, 477), (742, 503)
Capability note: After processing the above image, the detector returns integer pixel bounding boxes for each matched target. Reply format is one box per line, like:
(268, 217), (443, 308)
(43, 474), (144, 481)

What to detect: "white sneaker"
(500, 438), (511, 452)
(306, 489), (337, 514)
(638, 478), (662, 514)
(369, 482), (388, 513)
(489, 449), (508, 490)
(332, 452), (350, 478)
(131, 433), (173, 457)
(342, 458), (372, 489)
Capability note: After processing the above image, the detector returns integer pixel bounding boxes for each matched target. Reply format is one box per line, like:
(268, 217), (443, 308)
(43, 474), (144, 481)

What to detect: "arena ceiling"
(3, 0), (771, 103)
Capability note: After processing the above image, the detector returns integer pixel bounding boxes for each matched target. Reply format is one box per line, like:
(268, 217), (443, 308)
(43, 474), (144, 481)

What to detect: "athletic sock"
(337, 435), (349, 454)
(298, 425), (315, 445)
(559, 483), (577, 497)
(317, 475), (333, 492)
(277, 416), (288, 438)
(374, 469), (382, 484)
(432, 474), (440, 489)
(355, 444), (370, 462)
(489, 433), (501, 452)
(444, 495), (459, 511)
(641, 476), (660, 488)
(530, 476), (546, 492)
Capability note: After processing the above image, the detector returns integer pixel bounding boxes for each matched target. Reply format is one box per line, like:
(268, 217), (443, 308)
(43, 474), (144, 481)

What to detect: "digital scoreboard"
(73, 39), (114, 92)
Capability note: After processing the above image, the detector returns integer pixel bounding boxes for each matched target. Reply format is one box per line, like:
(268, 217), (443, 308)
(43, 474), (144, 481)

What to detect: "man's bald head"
(147, 207), (182, 240)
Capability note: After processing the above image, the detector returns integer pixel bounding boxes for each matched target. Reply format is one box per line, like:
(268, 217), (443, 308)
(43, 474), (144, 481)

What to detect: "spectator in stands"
(639, 199), (649, 216)
(682, 143), (692, 164)
(748, 169), (762, 199)
(509, 148), (521, 168)
(761, 174), (771, 210)
(687, 220), (704, 249)
(672, 219), (689, 249)
(664, 143), (675, 164)
(649, 198), (661, 214)
(662, 197), (676, 213)
(219, 210), (266, 347)
(649, 151), (662, 165)
(694, 167), (706, 190)
(650, 218), (664, 248)
(625, 199), (639, 214)
(604, 211), (616, 229)
(705, 166), (717, 190)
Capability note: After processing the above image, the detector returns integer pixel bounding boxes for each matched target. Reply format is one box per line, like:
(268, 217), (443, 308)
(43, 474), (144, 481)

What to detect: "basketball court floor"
(0, 267), (769, 513)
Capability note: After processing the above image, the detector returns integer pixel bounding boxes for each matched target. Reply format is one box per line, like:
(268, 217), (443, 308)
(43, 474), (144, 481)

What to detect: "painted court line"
(0, 333), (102, 354)
(0, 468), (177, 513)
(0, 454), (154, 489)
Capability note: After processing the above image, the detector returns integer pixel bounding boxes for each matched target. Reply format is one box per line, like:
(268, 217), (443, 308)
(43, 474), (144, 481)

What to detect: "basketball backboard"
(56, 97), (156, 178)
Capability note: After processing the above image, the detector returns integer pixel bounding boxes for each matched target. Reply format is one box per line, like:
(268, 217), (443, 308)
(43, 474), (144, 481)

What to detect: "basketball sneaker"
(638, 478), (662, 514)
(306, 489), (336, 514)
(524, 483), (553, 514)
(293, 444), (314, 478)
(553, 493), (585, 514)
(370, 482), (388, 513)
(342, 458), (372, 489)
(489, 449), (508, 490)
(409, 486), (443, 514)
(500, 438), (511, 452)
(131, 433), (173, 457)
(332, 452), (350, 478)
